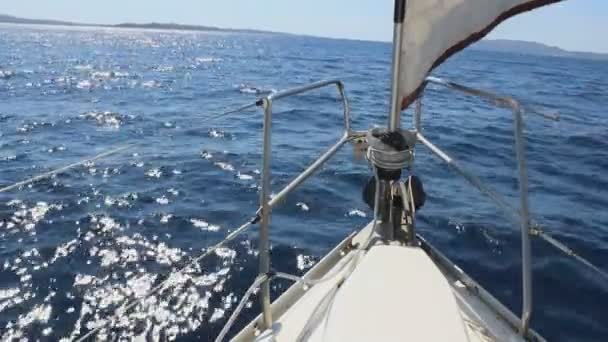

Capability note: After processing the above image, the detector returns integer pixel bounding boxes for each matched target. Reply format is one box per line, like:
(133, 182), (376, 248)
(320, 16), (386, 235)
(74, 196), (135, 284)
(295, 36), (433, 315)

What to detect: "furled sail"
(398, 0), (561, 109)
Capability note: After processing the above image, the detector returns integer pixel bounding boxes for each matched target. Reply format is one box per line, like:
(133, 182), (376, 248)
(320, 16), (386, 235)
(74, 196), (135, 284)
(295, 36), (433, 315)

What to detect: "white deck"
(275, 244), (471, 341)
(233, 223), (534, 342)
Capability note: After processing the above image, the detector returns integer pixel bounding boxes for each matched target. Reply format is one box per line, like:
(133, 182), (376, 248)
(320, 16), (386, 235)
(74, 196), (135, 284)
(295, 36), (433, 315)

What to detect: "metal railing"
(242, 77), (541, 337)
(414, 76), (534, 334)
(256, 79), (359, 330)
(66, 80), (361, 341)
(414, 76), (607, 337)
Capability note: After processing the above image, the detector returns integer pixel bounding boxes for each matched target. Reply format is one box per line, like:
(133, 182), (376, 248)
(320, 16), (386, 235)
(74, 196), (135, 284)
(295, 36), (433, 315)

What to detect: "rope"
(366, 146), (412, 171)
(75, 215), (258, 342)
(0, 144), (134, 194)
(364, 128), (414, 171)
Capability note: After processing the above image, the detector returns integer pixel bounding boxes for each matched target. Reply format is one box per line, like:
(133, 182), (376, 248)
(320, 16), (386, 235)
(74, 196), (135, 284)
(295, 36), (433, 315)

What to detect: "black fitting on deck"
(362, 175), (426, 211)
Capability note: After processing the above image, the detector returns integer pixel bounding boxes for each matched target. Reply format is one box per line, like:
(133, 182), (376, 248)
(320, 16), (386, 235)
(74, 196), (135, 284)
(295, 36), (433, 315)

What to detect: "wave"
(238, 84), (276, 95)
(79, 111), (134, 128)
(0, 70), (15, 79)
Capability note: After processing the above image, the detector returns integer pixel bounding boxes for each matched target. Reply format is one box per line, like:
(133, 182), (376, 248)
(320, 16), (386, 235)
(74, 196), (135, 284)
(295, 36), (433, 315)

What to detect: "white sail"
(398, 0), (561, 109)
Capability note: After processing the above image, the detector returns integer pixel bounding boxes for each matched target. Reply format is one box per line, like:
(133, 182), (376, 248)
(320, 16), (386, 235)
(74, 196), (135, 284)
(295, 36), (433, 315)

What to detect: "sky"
(2, 0), (607, 53)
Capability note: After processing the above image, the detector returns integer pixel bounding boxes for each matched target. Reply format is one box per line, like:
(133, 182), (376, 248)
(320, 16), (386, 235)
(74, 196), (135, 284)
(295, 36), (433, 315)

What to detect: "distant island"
(1, 13), (607, 61)
(0, 13), (268, 34)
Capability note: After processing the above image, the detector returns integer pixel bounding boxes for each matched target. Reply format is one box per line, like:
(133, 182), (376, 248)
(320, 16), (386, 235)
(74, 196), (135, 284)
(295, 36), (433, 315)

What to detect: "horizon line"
(1, 12), (605, 56)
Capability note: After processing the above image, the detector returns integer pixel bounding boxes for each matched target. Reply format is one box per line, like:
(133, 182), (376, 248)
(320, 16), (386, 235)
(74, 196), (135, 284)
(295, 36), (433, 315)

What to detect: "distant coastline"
(472, 39), (608, 61)
(0, 13), (271, 35)
(1, 13), (607, 61)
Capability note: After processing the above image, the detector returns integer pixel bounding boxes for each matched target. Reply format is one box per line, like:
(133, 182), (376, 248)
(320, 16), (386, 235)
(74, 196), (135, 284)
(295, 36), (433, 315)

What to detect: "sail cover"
(398, 0), (561, 109)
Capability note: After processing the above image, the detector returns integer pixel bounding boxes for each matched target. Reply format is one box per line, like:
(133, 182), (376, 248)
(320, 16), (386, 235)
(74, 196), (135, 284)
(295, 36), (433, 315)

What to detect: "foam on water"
(188, 218), (222, 233)
(0, 69), (15, 79)
(91, 71), (115, 80)
(160, 214), (173, 223)
(74, 64), (93, 71)
(237, 84), (276, 95)
(296, 254), (316, 271)
(201, 150), (213, 160)
(296, 202), (310, 212)
(80, 111), (131, 128)
(347, 209), (367, 218)
(146, 168), (163, 178)
(76, 80), (93, 90)
(208, 129), (225, 138)
(156, 196), (170, 205)
(154, 65), (175, 72)
(195, 57), (222, 64)
(236, 172), (253, 180)
(214, 162), (235, 172)
(142, 80), (161, 88)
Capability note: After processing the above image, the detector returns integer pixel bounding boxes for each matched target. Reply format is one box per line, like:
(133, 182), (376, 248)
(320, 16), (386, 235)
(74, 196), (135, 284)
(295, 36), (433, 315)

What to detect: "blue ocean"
(0, 24), (607, 341)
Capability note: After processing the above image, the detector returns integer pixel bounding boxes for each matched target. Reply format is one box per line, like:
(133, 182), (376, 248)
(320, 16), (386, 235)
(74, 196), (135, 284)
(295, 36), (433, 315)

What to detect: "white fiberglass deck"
(268, 245), (470, 341)
(233, 223), (533, 342)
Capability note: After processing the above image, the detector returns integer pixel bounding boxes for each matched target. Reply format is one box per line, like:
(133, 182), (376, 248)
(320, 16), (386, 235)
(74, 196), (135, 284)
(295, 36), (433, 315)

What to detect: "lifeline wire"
(0, 144), (134, 194)
(0, 98), (265, 194)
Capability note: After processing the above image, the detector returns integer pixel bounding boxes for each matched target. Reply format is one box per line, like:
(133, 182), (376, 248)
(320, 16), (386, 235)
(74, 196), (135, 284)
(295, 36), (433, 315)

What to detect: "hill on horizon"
(0, 13), (267, 34)
(473, 39), (608, 61)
